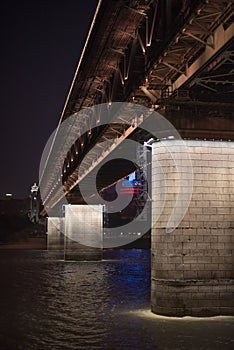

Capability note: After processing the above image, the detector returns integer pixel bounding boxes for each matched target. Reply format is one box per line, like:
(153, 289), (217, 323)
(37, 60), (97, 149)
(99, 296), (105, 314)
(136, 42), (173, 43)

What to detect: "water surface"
(0, 249), (233, 349)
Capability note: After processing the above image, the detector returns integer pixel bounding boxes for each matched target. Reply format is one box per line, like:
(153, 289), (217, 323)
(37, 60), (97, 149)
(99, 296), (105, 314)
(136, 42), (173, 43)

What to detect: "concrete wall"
(64, 205), (103, 261)
(151, 140), (234, 316)
(47, 217), (64, 251)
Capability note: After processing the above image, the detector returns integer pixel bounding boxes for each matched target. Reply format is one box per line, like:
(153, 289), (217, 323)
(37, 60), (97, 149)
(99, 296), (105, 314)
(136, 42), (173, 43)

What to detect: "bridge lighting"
(144, 137), (155, 148)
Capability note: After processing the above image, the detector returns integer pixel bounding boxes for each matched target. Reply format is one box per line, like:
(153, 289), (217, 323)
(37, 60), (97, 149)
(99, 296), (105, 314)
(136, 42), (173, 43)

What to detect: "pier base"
(64, 205), (103, 261)
(47, 217), (64, 251)
(151, 140), (234, 316)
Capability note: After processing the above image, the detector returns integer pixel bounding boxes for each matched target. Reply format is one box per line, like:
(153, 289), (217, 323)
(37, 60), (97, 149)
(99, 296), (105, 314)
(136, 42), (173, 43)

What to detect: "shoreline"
(0, 236), (150, 250)
(0, 237), (47, 250)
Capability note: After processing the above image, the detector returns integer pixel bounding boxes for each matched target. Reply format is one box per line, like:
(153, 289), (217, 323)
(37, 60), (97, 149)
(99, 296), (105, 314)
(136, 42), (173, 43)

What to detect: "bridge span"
(40, 0), (234, 316)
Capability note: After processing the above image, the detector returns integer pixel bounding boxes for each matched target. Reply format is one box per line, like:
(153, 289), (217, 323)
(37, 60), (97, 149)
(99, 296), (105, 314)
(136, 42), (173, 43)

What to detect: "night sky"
(0, 0), (98, 198)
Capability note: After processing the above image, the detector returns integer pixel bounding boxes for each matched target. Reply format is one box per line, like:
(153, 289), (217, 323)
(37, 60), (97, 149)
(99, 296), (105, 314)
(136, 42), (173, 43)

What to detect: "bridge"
(40, 0), (234, 317)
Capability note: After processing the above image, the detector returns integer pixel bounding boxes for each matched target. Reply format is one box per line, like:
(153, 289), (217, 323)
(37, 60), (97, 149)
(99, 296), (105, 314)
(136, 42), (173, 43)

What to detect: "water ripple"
(0, 249), (233, 350)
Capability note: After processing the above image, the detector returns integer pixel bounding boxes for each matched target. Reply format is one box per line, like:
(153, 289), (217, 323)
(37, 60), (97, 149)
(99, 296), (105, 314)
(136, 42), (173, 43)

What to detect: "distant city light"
(5, 193), (13, 197)
(128, 172), (136, 181)
(31, 183), (39, 193)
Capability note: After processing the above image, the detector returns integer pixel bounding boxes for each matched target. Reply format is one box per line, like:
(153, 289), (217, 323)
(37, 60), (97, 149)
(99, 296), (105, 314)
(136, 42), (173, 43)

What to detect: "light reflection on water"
(0, 249), (233, 350)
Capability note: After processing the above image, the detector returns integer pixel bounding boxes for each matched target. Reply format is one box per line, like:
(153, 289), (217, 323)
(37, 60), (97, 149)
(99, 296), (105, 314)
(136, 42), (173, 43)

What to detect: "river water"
(0, 249), (233, 350)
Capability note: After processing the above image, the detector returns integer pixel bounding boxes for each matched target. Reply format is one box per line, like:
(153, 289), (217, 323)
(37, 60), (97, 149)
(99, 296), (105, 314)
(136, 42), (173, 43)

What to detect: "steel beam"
(172, 23), (234, 91)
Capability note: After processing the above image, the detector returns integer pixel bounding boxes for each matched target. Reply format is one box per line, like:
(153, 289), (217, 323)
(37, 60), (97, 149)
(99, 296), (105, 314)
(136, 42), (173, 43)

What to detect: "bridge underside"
(58, 0), (234, 199)
(40, 0), (234, 207)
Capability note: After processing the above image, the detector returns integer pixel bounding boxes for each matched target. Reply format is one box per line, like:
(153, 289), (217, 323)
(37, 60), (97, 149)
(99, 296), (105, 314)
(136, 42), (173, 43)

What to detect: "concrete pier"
(151, 140), (234, 316)
(64, 205), (103, 261)
(47, 217), (64, 251)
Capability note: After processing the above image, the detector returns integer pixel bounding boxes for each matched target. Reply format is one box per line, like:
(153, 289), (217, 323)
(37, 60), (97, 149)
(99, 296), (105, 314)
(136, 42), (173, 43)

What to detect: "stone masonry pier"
(151, 140), (234, 316)
(47, 205), (103, 261)
(47, 217), (64, 251)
